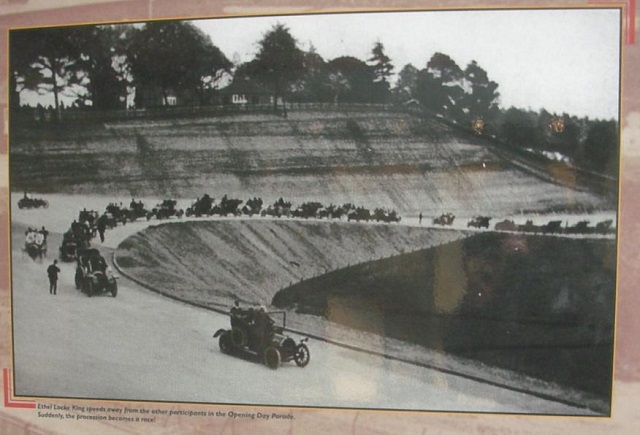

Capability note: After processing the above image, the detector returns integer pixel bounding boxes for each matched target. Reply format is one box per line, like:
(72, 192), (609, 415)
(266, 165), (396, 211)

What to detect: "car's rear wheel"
(219, 331), (233, 354)
(294, 343), (310, 367)
(264, 346), (281, 370)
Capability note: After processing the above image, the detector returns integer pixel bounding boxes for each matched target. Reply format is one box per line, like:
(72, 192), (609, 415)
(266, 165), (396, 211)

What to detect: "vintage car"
(59, 237), (78, 262)
(149, 199), (184, 220)
(433, 212), (455, 226)
(104, 203), (129, 226)
(24, 229), (47, 260)
(373, 207), (401, 223)
(185, 194), (214, 217)
(127, 200), (150, 222)
(467, 216), (492, 229)
(214, 305), (310, 370)
(18, 194), (49, 209)
(74, 248), (118, 297)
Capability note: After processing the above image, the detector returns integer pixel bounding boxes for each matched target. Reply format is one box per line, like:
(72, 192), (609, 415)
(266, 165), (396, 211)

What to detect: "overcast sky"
(194, 8), (621, 120)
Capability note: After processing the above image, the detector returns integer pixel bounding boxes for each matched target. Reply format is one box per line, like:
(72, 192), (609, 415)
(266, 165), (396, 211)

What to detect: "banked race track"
(10, 110), (616, 415)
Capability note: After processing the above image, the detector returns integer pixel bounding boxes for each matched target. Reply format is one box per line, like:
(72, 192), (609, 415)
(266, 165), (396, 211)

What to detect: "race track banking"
(10, 194), (601, 414)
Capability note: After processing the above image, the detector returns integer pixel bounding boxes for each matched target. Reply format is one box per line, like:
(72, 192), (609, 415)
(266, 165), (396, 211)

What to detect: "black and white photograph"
(9, 7), (620, 416)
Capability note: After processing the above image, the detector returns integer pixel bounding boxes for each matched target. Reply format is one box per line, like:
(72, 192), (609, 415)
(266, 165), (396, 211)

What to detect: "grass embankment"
(114, 219), (466, 308)
(10, 111), (612, 216)
(273, 232), (616, 398)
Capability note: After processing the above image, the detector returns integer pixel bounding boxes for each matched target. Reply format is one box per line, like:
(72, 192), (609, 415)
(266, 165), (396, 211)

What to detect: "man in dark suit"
(47, 260), (61, 295)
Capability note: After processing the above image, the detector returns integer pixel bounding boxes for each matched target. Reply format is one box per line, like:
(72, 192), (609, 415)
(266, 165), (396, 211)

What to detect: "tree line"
(9, 20), (618, 176)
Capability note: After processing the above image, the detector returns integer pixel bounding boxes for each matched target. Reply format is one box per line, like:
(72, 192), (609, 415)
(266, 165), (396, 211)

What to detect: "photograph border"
(1, 0), (637, 433)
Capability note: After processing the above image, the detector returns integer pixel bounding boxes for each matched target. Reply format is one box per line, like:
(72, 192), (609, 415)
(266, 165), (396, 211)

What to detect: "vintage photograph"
(9, 8), (620, 416)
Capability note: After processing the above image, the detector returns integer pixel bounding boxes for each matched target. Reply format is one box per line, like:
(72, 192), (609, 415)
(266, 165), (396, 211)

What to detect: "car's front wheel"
(294, 343), (310, 367)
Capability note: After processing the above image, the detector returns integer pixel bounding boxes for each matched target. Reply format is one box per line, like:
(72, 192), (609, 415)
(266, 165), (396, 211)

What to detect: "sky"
(193, 8), (621, 120)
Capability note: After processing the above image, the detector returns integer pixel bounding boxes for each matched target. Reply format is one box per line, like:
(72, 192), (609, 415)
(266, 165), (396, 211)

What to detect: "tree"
(327, 56), (377, 103)
(462, 60), (500, 125)
(127, 21), (231, 107)
(415, 53), (465, 120)
(75, 25), (132, 110)
(289, 44), (333, 103)
(583, 120), (618, 174)
(367, 41), (394, 103)
(392, 63), (419, 104)
(500, 107), (541, 149)
(10, 26), (85, 120)
(249, 23), (305, 110)
(9, 29), (41, 111)
(326, 71), (350, 105)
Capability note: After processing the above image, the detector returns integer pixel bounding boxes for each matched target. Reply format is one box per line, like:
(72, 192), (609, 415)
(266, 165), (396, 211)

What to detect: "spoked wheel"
(294, 343), (310, 367)
(219, 331), (233, 355)
(264, 346), (281, 370)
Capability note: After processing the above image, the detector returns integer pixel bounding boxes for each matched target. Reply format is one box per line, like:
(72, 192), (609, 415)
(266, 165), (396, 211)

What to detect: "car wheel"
(219, 331), (233, 354)
(294, 343), (310, 367)
(264, 346), (281, 370)
(86, 280), (93, 297)
(110, 281), (118, 297)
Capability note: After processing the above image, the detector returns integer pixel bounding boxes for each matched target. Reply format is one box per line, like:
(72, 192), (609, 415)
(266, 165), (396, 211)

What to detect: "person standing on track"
(97, 215), (107, 243)
(47, 260), (61, 295)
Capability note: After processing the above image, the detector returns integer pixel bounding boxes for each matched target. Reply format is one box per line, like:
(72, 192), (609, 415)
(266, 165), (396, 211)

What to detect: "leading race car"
(74, 248), (118, 297)
(214, 304), (310, 370)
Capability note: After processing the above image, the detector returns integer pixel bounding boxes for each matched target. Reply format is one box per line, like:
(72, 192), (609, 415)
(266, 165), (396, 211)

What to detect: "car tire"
(111, 281), (118, 297)
(294, 343), (310, 367)
(219, 331), (233, 354)
(264, 346), (281, 370)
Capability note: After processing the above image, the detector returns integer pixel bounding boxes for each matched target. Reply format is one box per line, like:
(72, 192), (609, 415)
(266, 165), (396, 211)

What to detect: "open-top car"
(214, 305), (310, 370)
(149, 199), (184, 220)
(24, 229), (47, 260)
(74, 248), (118, 297)
(18, 194), (49, 209)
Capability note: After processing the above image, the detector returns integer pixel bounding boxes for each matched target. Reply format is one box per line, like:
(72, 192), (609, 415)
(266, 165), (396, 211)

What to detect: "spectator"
(47, 260), (61, 295)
